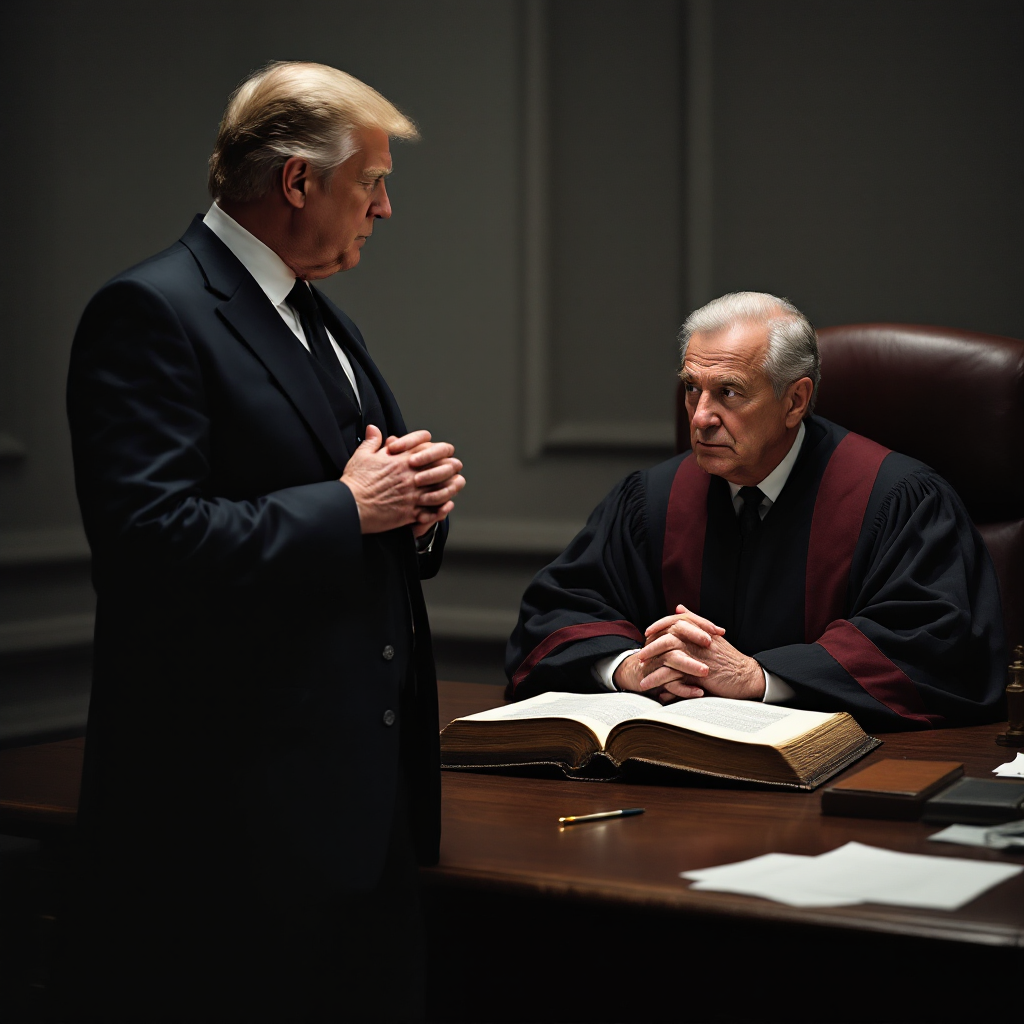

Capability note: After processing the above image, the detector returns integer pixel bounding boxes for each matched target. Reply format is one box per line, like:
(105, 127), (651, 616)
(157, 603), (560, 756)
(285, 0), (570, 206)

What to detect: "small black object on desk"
(996, 644), (1024, 748)
(922, 777), (1024, 825)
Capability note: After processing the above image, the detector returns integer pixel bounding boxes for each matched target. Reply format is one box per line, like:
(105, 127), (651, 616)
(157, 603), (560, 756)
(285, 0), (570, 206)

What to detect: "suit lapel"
(180, 217), (352, 472)
(219, 279), (353, 470)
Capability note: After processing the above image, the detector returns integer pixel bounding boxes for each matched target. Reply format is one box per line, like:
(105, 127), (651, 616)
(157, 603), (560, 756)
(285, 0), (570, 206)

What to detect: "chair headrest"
(815, 324), (1024, 522)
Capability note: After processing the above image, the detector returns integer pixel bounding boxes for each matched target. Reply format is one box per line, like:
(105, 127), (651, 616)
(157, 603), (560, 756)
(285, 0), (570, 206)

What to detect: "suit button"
(383, 709), (396, 727)
(382, 644), (395, 661)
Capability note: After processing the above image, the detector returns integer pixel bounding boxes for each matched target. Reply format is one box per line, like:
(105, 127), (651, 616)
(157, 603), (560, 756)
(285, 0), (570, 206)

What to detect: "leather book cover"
(921, 777), (1024, 825)
(820, 759), (963, 820)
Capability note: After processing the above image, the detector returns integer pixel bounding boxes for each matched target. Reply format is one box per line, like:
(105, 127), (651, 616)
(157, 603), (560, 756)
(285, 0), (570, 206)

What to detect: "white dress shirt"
(202, 203), (361, 408)
(592, 422), (806, 702)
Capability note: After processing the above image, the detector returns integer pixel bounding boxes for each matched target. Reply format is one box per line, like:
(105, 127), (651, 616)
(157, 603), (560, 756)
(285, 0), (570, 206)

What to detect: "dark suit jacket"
(66, 216), (444, 917)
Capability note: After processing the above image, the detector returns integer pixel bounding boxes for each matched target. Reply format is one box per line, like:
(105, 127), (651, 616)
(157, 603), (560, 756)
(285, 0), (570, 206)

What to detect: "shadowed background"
(0, 0), (1021, 737)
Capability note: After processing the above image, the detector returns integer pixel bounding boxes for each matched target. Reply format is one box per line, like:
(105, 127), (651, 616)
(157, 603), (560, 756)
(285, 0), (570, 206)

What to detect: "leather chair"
(676, 323), (1024, 653)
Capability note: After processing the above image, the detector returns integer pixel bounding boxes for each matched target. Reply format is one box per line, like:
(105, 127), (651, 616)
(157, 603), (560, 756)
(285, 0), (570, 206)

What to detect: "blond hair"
(208, 61), (418, 202)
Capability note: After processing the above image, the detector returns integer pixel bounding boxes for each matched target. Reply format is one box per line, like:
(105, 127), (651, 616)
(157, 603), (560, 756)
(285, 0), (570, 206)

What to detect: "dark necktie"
(733, 486), (765, 632)
(286, 280), (359, 407)
(737, 486), (765, 539)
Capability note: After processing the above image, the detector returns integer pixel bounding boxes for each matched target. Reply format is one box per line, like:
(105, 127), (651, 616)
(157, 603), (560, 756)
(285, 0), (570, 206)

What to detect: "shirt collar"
(728, 420), (806, 505)
(202, 203), (296, 307)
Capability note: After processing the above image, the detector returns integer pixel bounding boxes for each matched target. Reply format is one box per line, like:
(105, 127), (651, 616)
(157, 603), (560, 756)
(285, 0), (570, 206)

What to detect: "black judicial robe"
(506, 416), (1006, 732)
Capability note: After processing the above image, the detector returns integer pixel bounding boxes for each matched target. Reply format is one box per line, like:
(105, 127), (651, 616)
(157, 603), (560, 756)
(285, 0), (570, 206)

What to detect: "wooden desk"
(0, 738), (83, 838)
(3, 684), (1021, 1021)
(425, 682), (1024, 1023)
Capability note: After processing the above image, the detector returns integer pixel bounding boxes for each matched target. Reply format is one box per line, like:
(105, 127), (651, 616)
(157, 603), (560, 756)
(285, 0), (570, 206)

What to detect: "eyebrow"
(363, 166), (392, 179)
(681, 367), (749, 390)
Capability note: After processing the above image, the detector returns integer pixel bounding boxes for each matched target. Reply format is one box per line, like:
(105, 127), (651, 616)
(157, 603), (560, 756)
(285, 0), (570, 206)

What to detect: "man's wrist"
(747, 658), (768, 700)
(592, 649), (639, 691)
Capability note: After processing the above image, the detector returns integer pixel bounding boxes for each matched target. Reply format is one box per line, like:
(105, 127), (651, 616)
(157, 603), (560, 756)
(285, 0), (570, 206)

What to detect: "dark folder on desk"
(921, 777), (1024, 825)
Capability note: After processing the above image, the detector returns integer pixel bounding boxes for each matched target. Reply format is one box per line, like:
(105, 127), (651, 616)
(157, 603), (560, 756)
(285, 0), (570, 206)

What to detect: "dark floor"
(0, 835), (58, 1024)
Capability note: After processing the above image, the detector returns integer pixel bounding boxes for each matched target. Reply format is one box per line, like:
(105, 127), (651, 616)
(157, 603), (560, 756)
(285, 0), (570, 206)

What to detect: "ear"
(280, 156), (310, 209)
(784, 377), (813, 428)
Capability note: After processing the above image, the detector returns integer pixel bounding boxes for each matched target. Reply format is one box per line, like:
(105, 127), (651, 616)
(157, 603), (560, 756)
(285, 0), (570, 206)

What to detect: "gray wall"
(1, 0), (1020, 733)
(710, 0), (1023, 336)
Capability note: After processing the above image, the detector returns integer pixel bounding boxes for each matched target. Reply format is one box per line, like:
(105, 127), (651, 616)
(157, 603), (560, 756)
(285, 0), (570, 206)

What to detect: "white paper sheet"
(927, 824), (997, 848)
(681, 841), (1022, 910)
(682, 851), (809, 882)
(681, 852), (861, 907)
(993, 752), (1024, 777)
(929, 820), (1024, 850)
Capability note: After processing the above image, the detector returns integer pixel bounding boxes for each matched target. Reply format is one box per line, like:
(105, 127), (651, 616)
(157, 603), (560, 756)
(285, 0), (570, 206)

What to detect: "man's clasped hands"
(340, 424), (466, 537)
(613, 604), (767, 704)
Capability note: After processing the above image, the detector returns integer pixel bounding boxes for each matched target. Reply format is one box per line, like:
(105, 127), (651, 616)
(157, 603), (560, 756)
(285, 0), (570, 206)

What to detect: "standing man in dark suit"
(63, 61), (464, 1021)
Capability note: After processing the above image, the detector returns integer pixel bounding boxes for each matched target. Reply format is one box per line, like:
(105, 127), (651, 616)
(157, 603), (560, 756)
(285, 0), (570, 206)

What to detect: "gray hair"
(678, 292), (820, 413)
(209, 61), (418, 203)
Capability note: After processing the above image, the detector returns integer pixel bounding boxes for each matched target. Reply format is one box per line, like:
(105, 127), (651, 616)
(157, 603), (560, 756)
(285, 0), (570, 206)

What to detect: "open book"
(440, 691), (880, 790)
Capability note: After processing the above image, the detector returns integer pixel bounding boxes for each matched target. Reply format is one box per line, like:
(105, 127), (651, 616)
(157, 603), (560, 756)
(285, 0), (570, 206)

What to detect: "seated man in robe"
(506, 292), (1006, 731)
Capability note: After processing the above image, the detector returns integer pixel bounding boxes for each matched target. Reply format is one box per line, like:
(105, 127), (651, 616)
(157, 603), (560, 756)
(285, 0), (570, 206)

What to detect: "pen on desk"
(558, 807), (645, 825)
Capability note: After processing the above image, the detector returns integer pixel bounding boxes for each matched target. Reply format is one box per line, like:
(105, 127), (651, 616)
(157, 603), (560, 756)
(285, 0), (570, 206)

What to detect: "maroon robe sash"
(661, 453), (711, 614)
(804, 432), (890, 639)
(817, 620), (941, 726)
(510, 620), (644, 692)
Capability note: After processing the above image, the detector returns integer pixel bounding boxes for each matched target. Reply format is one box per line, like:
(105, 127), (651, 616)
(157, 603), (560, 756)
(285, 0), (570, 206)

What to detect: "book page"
(636, 696), (841, 747)
(454, 691), (660, 747)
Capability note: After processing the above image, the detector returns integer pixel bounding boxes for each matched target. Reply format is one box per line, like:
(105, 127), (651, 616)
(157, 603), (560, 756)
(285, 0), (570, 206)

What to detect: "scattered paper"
(681, 841), (1022, 910)
(993, 752), (1024, 777)
(929, 819), (1024, 851)
(681, 851), (861, 907)
(928, 824), (997, 848)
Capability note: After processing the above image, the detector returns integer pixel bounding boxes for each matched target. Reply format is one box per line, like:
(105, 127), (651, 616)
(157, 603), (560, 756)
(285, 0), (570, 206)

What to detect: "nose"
(373, 180), (392, 220)
(690, 391), (720, 431)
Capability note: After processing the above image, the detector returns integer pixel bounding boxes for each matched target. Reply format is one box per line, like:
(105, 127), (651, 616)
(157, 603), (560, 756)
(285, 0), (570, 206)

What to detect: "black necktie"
(737, 486), (765, 539)
(734, 486), (765, 632)
(286, 280), (359, 406)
